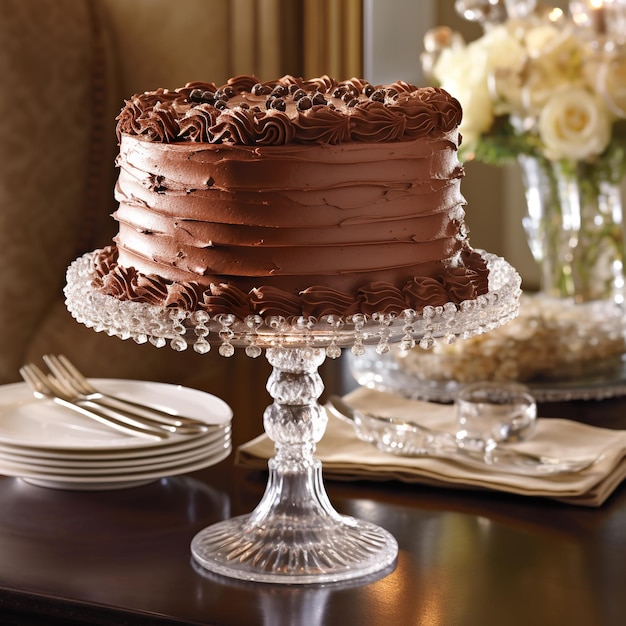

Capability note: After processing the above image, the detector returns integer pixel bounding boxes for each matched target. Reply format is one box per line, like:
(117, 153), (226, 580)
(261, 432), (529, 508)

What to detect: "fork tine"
(42, 355), (85, 395)
(56, 354), (95, 393)
(23, 363), (78, 399)
(21, 362), (166, 439)
(47, 354), (212, 432)
(22, 363), (56, 394)
(42, 354), (212, 434)
(47, 354), (92, 395)
(43, 358), (88, 399)
(19, 365), (43, 394)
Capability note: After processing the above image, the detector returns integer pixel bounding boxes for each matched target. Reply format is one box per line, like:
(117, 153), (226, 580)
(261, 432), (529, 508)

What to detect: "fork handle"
(52, 397), (166, 440)
(84, 393), (210, 432)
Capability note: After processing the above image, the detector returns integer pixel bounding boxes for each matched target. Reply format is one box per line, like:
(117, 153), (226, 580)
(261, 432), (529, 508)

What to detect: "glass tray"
(348, 347), (626, 403)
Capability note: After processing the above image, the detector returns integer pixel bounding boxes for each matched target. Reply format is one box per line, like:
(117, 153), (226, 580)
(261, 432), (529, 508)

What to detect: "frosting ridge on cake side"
(94, 75), (489, 319)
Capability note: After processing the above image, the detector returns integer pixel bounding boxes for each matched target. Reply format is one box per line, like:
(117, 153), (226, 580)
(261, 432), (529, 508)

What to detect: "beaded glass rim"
(64, 249), (521, 360)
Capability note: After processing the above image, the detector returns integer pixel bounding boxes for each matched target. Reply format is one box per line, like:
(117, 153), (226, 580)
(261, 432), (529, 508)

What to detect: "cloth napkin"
(236, 388), (626, 507)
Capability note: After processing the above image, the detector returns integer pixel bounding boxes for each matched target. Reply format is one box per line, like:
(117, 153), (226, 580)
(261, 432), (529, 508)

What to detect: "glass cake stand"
(64, 250), (520, 585)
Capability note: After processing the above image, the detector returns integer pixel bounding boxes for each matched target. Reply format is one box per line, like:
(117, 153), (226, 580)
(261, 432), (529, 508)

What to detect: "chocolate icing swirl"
(136, 103), (179, 143)
(210, 108), (258, 145)
(100, 265), (139, 300)
(224, 75), (259, 93)
(250, 287), (302, 318)
(300, 76), (337, 92)
(134, 274), (170, 305)
(202, 284), (252, 318)
(443, 267), (479, 303)
(389, 96), (436, 138)
(350, 101), (406, 143)
(300, 286), (359, 318)
(337, 78), (370, 97)
(402, 277), (450, 309)
(163, 282), (203, 309)
(256, 110), (295, 145)
(116, 98), (145, 142)
(420, 87), (462, 133)
(356, 282), (408, 315)
(115, 74), (462, 146)
(294, 105), (351, 144)
(92, 245), (118, 277)
(183, 81), (219, 93)
(178, 103), (219, 142)
(388, 80), (419, 94)
(462, 249), (490, 295)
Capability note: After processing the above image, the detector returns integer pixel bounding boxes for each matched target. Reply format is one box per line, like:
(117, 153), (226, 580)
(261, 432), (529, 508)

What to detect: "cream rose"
(523, 27), (586, 114)
(595, 55), (626, 117)
(538, 87), (611, 160)
(434, 46), (493, 150)
(433, 25), (526, 153)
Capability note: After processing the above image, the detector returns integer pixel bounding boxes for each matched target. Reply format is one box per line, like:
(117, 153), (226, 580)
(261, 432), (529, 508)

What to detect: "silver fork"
(20, 364), (167, 440)
(41, 355), (211, 435)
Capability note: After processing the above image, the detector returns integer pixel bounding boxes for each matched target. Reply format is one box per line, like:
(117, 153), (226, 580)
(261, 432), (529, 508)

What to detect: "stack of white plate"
(0, 379), (232, 490)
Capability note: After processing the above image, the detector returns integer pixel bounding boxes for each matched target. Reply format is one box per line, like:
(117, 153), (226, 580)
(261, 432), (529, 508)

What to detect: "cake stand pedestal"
(192, 345), (397, 584)
(64, 250), (520, 584)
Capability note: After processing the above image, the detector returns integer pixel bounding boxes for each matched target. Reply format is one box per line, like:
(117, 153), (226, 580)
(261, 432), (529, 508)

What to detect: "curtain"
(303, 0), (362, 79)
(228, 0), (362, 80)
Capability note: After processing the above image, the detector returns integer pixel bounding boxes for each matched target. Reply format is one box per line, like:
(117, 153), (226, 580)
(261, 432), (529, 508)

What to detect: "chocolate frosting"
(96, 75), (488, 319)
(203, 283), (252, 318)
(93, 246), (490, 318)
(115, 75), (462, 146)
(402, 277), (450, 309)
(356, 282), (409, 315)
(177, 104), (219, 142)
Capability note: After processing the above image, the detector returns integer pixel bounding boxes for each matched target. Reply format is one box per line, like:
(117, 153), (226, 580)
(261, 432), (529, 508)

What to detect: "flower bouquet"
(422, 0), (626, 302)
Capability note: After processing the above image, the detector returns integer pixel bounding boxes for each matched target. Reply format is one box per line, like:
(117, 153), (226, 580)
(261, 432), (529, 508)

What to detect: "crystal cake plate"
(64, 249), (521, 584)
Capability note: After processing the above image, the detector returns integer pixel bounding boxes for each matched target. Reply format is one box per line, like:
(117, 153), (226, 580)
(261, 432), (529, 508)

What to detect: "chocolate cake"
(93, 74), (488, 319)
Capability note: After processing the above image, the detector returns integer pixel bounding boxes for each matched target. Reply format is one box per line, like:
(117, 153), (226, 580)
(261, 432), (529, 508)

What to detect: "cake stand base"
(191, 346), (397, 584)
(191, 462), (397, 584)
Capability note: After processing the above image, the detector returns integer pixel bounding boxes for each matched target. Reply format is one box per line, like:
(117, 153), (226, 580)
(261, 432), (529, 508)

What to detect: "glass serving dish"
(348, 294), (626, 403)
(64, 249), (520, 584)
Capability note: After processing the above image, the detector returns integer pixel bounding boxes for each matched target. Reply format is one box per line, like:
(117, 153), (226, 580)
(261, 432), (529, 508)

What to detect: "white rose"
(477, 24), (526, 75)
(524, 24), (563, 57)
(434, 47), (491, 145)
(538, 87), (611, 160)
(523, 28), (585, 114)
(433, 25), (526, 142)
(593, 54), (626, 117)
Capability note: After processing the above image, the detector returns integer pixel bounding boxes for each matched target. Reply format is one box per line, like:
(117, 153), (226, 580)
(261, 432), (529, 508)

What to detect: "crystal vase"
(518, 154), (626, 303)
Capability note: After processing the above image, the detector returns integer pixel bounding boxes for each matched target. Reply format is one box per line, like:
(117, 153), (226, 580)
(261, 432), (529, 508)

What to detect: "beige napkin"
(236, 388), (626, 507)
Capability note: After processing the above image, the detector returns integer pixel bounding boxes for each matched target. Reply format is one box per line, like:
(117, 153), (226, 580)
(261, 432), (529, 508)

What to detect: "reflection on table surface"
(1, 395), (626, 626)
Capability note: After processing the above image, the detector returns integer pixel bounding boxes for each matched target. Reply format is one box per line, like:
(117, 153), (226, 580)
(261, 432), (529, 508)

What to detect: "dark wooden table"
(1, 395), (626, 626)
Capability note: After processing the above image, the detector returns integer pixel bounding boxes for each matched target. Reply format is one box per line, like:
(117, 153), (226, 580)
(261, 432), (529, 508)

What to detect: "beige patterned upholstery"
(0, 0), (275, 445)
(0, 0), (346, 446)
(0, 0), (104, 382)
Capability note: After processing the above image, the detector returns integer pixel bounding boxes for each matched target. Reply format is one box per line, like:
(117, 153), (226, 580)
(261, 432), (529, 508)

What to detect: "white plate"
(0, 430), (230, 470)
(0, 436), (230, 476)
(0, 380), (232, 451)
(0, 424), (231, 462)
(12, 444), (232, 490)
